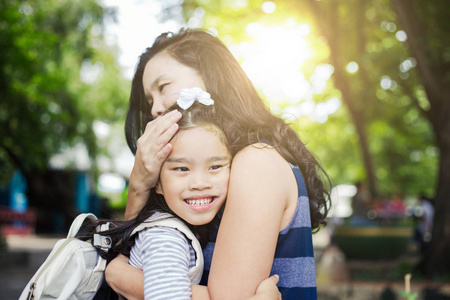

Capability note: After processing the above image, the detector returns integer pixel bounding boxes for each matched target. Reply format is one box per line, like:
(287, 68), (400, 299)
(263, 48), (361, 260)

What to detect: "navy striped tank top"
(201, 163), (317, 299)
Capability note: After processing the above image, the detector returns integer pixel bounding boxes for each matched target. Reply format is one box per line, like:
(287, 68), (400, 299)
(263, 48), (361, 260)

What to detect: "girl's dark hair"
(95, 103), (224, 261)
(125, 28), (331, 231)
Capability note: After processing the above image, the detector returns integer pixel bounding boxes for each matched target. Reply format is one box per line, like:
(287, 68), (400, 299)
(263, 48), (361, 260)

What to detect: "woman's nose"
(150, 93), (178, 118)
(151, 99), (166, 117)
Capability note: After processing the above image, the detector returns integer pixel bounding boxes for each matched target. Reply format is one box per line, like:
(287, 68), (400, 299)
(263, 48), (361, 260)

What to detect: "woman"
(107, 28), (330, 300)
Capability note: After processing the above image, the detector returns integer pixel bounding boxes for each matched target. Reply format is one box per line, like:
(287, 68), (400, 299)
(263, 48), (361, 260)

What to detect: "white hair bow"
(176, 87), (214, 110)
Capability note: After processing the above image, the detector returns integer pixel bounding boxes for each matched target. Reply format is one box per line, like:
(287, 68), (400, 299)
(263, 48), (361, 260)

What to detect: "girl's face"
(143, 52), (206, 118)
(156, 127), (231, 226)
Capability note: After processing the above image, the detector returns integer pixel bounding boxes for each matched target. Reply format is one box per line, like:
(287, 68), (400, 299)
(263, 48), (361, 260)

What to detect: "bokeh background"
(1, 0), (449, 299)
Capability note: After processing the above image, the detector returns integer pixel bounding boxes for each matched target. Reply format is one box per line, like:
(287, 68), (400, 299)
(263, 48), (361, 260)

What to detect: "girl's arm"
(207, 145), (297, 299)
(139, 227), (193, 299)
(125, 110), (181, 219)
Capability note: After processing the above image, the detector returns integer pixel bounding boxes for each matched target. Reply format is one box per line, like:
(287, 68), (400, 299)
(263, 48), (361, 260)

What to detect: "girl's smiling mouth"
(184, 196), (217, 207)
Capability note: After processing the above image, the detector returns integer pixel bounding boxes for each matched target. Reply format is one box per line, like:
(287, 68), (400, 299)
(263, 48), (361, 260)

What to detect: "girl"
(107, 28), (331, 300)
(99, 95), (280, 300)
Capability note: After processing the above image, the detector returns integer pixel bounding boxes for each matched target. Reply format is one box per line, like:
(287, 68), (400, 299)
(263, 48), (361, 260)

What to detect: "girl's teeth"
(186, 198), (213, 206)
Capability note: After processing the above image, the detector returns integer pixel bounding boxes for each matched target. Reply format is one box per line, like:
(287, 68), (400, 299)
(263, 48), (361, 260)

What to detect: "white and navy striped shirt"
(129, 227), (197, 300)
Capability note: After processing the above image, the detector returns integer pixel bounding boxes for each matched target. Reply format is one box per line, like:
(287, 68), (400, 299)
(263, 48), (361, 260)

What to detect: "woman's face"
(143, 52), (206, 118)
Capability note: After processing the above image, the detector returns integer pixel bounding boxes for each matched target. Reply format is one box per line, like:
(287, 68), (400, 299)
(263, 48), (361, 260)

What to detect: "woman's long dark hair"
(125, 28), (331, 231)
(93, 103), (225, 261)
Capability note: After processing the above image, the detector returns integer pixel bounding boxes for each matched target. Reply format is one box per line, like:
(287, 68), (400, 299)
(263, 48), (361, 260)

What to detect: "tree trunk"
(424, 81), (450, 276)
(391, 0), (450, 276)
(306, 0), (379, 197)
(331, 60), (379, 199)
(427, 137), (450, 275)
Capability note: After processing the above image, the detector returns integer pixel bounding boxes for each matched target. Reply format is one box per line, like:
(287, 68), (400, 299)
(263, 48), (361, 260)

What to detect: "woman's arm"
(106, 260), (281, 300)
(125, 110), (181, 219)
(207, 145), (297, 299)
(191, 276), (281, 300)
(248, 275), (282, 300)
(105, 255), (144, 300)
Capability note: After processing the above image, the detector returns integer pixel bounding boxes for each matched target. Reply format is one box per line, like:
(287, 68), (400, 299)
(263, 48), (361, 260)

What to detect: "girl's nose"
(189, 172), (212, 190)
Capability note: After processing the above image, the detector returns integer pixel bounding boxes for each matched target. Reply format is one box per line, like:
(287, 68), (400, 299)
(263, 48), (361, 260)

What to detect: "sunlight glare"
(283, 74), (311, 103)
(286, 18), (296, 28)
(241, 25), (313, 105)
(246, 22), (262, 36)
(396, 30), (407, 42)
(93, 120), (111, 139)
(300, 99), (315, 115)
(399, 57), (416, 72)
(313, 102), (329, 123)
(311, 64), (334, 94)
(380, 76), (392, 90)
(283, 105), (303, 121)
(346, 61), (359, 73)
(236, 23), (338, 122)
(298, 24), (310, 36)
(228, 0), (249, 10)
(262, 1), (276, 14)
(325, 98), (341, 114)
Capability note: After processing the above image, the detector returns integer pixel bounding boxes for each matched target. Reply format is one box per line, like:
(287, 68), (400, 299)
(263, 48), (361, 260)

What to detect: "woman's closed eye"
(146, 96), (153, 107)
(158, 83), (169, 93)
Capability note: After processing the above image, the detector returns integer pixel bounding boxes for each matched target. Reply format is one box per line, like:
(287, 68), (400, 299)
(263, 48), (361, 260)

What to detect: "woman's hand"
(125, 110), (182, 219)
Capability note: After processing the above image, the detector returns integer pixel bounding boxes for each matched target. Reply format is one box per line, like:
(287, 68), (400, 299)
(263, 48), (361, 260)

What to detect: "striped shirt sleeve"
(137, 227), (193, 300)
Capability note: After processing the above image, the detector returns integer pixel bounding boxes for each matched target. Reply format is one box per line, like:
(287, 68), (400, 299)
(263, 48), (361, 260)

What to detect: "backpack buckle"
(93, 234), (112, 251)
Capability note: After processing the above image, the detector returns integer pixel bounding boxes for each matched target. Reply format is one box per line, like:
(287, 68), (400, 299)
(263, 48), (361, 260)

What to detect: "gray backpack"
(20, 212), (203, 300)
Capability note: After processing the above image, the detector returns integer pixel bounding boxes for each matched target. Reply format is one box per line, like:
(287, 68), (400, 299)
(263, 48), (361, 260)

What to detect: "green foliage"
(168, 0), (442, 197)
(399, 291), (418, 300)
(290, 106), (363, 186)
(0, 0), (129, 183)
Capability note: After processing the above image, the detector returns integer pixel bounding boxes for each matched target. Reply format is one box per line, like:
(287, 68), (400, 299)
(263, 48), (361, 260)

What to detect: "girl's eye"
(209, 165), (222, 171)
(174, 167), (189, 172)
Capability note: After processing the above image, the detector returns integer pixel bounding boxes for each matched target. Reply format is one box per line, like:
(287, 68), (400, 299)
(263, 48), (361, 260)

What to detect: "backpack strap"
(131, 213), (204, 284)
(66, 213), (98, 238)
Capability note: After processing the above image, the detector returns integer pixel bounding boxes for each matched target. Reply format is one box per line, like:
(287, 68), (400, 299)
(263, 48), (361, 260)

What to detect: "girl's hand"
(252, 275), (282, 300)
(125, 110), (182, 219)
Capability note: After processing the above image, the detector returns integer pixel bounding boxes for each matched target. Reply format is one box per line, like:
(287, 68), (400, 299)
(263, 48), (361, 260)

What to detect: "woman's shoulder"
(231, 143), (296, 194)
(227, 143), (299, 232)
(233, 143), (290, 171)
